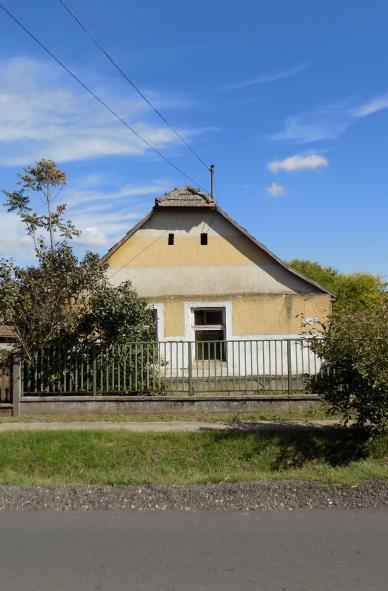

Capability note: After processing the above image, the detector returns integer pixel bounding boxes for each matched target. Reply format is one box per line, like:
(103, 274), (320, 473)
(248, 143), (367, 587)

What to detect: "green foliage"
(310, 298), (388, 436)
(0, 244), (106, 361)
(0, 246), (156, 369)
(0, 161), (155, 370)
(78, 281), (155, 345)
(289, 259), (387, 314)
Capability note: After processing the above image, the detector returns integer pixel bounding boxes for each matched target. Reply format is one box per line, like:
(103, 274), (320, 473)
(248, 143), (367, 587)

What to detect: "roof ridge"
(154, 184), (216, 208)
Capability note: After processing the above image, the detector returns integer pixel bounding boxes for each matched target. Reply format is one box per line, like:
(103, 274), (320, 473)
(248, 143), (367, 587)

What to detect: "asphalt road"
(0, 510), (387, 591)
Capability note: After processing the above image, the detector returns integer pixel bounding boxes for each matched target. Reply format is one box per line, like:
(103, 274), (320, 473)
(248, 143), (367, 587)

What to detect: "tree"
(289, 259), (386, 314)
(310, 296), (388, 436)
(2, 159), (78, 253)
(78, 281), (156, 345)
(0, 161), (155, 365)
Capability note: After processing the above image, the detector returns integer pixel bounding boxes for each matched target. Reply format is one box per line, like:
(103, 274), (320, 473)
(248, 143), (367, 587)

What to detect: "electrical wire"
(58, 0), (210, 171)
(0, 2), (205, 188)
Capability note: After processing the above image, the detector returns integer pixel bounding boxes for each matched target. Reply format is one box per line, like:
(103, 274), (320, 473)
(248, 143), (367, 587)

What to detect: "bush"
(310, 298), (388, 436)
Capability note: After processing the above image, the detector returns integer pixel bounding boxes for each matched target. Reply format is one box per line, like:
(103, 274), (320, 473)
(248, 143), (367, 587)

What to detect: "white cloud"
(223, 63), (308, 91)
(271, 92), (388, 143)
(353, 92), (388, 117)
(66, 181), (169, 208)
(74, 226), (109, 247)
(0, 211), (35, 261)
(270, 103), (351, 143)
(0, 57), (202, 166)
(268, 154), (328, 172)
(266, 183), (286, 197)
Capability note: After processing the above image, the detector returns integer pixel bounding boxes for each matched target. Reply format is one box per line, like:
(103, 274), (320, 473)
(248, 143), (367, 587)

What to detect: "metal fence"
(22, 338), (323, 396)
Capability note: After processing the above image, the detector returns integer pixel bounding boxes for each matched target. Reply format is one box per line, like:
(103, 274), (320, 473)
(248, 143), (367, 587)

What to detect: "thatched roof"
(155, 185), (216, 208)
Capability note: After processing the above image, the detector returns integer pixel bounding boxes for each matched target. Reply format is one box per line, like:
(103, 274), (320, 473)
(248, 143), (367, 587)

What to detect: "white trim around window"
(183, 300), (232, 341)
(146, 303), (164, 341)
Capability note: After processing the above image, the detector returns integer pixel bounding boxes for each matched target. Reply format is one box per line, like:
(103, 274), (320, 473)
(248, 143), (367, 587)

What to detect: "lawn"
(0, 428), (386, 486)
(0, 404), (340, 424)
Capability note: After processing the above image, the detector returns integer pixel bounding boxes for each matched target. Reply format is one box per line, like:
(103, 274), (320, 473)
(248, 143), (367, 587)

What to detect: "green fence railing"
(21, 338), (324, 397)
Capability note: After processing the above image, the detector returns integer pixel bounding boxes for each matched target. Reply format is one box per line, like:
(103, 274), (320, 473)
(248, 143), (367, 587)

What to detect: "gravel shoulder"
(0, 480), (386, 511)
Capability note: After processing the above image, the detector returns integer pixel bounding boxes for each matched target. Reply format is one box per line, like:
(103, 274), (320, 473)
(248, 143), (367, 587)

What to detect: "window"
(168, 233), (174, 245)
(193, 307), (226, 361)
(200, 233), (208, 245)
(194, 309), (223, 326)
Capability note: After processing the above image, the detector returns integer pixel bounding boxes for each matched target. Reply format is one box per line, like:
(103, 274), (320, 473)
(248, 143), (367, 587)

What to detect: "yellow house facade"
(104, 186), (333, 346)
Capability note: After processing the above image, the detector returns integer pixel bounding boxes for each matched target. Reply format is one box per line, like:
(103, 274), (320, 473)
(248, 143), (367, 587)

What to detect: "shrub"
(310, 297), (388, 436)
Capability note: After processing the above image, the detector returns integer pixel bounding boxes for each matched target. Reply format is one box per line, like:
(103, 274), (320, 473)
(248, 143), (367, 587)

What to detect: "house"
(104, 185), (333, 351)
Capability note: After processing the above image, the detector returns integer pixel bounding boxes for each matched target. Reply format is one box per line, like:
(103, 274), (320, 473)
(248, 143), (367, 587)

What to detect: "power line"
(58, 0), (210, 171)
(0, 2), (204, 188)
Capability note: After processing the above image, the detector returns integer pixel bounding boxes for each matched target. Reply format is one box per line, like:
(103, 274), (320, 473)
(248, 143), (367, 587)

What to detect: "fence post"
(12, 353), (22, 417)
(92, 349), (97, 397)
(286, 340), (292, 398)
(188, 341), (194, 396)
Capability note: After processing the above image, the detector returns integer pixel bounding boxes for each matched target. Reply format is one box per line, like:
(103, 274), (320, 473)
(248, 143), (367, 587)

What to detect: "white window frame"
(192, 308), (225, 337)
(184, 301), (232, 341)
(146, 303), (164, 341)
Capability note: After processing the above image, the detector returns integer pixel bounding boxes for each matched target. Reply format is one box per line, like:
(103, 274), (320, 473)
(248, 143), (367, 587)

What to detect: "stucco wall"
(106, 207), (331, 336)
(107, 209), (322, 297)
(147, 294), (331, 338)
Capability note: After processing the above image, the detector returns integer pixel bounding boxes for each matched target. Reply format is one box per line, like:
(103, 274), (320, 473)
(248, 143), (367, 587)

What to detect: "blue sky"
(0, 0), (387, 275)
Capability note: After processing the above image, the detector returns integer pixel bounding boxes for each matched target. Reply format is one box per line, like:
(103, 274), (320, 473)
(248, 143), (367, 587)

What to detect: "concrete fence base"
(16, 395), (320, 416)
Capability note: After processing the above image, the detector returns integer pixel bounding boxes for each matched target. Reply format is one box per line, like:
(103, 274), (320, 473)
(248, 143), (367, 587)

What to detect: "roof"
(103, 185), (335, 298)
(0, 325), (16, 340)
(155, 185), (216, 208)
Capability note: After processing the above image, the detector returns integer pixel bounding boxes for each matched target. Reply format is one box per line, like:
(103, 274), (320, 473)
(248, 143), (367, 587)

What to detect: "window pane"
(194, 310), (206, 326)
(204, 310), (223, 325)
(194, 308), (224, 326)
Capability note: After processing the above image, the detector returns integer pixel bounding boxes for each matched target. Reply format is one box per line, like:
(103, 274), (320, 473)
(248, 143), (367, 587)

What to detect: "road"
(0, 510), (386, 590)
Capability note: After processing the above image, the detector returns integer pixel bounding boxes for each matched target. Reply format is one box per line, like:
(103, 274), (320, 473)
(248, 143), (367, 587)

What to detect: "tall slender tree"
(2, 159), (78, 253)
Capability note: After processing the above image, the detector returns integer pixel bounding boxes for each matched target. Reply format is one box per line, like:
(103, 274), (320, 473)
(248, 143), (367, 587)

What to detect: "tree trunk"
(46, 188), (55, 250)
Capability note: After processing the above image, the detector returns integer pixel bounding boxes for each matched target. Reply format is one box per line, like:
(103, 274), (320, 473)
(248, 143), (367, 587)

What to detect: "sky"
(0, 0), (387, 275)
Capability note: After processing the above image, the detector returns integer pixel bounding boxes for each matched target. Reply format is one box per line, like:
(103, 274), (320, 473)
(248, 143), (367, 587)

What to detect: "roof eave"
(100, 210), (155, 264)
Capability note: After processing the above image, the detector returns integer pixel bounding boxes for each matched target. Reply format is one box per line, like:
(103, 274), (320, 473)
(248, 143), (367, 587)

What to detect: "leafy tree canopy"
(289, 259), (387, 314)
(0, 161), (155, 362)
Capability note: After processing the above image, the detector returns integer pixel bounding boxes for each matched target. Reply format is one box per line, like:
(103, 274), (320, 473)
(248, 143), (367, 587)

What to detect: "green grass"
(0, 404), (340, 424)
(0, 428), (386, 486)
